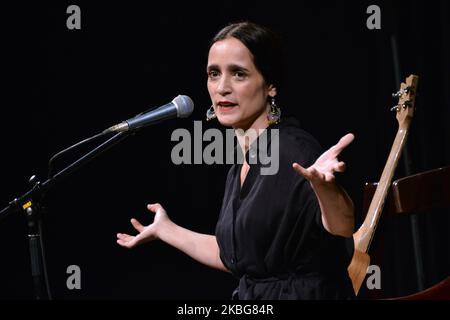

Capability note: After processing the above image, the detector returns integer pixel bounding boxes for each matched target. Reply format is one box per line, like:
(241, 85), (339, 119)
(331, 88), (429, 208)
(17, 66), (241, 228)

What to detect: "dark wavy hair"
(210, 21), (285, 92)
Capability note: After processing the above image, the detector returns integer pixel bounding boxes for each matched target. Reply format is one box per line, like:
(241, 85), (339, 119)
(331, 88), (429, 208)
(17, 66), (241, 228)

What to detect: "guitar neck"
(348, 74), (418, 295)
(355, 120), (412, 252)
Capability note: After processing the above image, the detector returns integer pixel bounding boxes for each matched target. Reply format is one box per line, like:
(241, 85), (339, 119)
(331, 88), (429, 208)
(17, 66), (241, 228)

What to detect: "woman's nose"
(216, 75), (232, 95)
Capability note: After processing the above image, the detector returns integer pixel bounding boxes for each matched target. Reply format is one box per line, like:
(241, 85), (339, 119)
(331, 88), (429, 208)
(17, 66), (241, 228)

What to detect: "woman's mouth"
(217, 102), (238, 113)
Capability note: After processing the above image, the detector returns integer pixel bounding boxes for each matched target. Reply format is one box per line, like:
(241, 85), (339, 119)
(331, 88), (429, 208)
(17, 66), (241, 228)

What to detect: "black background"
(0, 1), (448, 300)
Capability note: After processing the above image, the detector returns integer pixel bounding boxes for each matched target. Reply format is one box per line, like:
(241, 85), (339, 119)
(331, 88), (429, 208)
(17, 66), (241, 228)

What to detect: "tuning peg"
(392, 89), (406, 98)
(392, 86), (414, 98)
(391, 101), (413, 112)
(390, 105), (399, 112)
(392, 91), (402, 98)
(402, 100), (412, 109)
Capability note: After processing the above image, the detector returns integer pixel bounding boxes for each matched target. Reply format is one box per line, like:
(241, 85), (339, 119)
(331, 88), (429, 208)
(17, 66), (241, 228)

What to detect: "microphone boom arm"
(0, 131), (130, 221)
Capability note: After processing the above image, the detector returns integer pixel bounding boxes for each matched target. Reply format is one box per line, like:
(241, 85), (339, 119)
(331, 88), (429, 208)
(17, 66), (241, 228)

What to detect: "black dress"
(215, 118), (355, 300)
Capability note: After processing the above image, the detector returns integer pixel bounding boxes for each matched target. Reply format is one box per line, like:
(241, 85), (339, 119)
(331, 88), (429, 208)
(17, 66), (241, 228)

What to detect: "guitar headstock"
(391, 74), (419, 128)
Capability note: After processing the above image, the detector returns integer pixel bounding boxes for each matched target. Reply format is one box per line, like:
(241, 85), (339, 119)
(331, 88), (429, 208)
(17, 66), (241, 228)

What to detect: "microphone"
(104, 95), (194, 133)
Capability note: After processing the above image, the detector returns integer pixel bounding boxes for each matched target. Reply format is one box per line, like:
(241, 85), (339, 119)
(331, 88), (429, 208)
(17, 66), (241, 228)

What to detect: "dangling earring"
(206, 105), (217, 121)
(268, 97), (281, 125)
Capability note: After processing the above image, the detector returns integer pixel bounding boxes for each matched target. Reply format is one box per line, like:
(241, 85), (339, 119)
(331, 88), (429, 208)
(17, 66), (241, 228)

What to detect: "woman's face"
(207, 37), (276, 130)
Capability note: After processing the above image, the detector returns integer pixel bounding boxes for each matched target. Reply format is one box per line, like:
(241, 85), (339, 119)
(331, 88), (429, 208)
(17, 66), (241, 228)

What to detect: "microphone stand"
(0, 131), (131, 299)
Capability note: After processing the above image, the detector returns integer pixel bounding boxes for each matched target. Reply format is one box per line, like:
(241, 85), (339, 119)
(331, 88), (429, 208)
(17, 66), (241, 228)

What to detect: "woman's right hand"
(116, 203), (170, 249)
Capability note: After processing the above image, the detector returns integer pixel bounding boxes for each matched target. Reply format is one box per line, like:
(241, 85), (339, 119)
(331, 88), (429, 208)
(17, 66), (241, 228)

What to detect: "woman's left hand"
(292, 133), (354, 186)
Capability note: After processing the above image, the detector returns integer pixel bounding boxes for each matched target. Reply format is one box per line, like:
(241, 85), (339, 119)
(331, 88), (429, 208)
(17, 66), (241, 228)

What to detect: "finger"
(147, 203), (164, 213)
(333, 161), (346, 173)
(331, 133), (355, 157)
(117, 233), (133, 241)
(117, 239), (132, 248)
(292, 163), (313, 180)
(118, 238), (136, 248)
(131, 218), (145, 232)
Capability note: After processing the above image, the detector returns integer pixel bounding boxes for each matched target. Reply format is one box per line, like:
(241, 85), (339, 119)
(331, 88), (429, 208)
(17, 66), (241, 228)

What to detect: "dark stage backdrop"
(0, 1), (448, 300)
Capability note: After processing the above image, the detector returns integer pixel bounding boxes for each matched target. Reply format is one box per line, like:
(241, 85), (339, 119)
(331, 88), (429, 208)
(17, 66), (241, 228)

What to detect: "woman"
(117, 21), (355, 299)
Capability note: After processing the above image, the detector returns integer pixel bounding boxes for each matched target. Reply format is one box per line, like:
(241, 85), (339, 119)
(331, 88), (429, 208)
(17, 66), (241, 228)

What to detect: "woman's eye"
(208, 70), (220, 78)
(234, 71), (246, 79)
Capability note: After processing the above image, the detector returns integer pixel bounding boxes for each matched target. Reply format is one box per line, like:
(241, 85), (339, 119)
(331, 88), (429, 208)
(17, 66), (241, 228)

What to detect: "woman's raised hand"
(293, 133), (354, 186)
(117, 203), (170, 249)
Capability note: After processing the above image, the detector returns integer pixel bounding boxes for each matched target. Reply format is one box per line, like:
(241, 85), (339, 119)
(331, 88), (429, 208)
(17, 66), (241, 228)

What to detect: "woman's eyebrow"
(207, 64), (219, 72)
(228, 64), (250, 72)
(207, 64), (250, 72)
